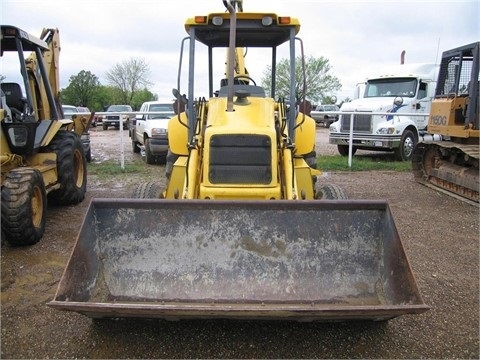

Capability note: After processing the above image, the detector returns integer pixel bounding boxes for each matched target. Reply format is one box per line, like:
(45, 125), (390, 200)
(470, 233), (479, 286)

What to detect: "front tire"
(132, 182), (164, 199)
(44, 131), (87, 205)
(394, 129), (416, 161)
(144, 138), (155, 164)
(1, 168), (47, 246)
(315, 184), (348, 200)
(132, 139), (140, 153)
(337, 144), (357, 156)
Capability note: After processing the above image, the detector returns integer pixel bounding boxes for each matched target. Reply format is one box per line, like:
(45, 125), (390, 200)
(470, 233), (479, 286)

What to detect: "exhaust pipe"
(223, 0), (236, 112)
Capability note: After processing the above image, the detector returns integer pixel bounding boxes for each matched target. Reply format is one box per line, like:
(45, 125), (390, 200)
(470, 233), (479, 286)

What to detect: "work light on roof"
(262, 16), (273, 26)
(212, 16), (223, 26)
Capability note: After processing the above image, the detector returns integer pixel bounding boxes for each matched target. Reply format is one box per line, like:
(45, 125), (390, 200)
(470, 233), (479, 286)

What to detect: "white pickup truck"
(130, 101), (174, 164)
(311, 104), (340, 128)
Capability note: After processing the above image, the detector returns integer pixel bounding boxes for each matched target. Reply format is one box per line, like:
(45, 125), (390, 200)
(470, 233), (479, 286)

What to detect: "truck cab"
(329, 63), (438, 160)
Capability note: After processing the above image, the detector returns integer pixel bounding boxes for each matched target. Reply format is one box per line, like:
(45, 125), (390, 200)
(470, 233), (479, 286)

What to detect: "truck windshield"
(364, 78), (417, 98)
(108, 105), (131, 112)
(148, 104), (174, 119)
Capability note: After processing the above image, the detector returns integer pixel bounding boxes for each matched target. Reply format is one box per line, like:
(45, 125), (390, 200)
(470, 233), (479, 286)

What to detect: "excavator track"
(412, 141), (479, 205)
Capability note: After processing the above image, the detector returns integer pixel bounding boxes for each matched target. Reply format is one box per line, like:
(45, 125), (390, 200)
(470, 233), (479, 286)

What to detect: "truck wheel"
(102, 123), (108, 130)
(144, 139), (155, 164)
(132, 140), (140, 153)
(166, 149), (179, 180)
(394, 129), (416, 161)
(315, 184), (348, 200)
(323, 117), (330, 128)
(337, 145), (357, 156)
(1, 168), (47, 246)
(44, 131), (87, 205)
(132, 182), (164, 199)
(86, 147), (92, 162)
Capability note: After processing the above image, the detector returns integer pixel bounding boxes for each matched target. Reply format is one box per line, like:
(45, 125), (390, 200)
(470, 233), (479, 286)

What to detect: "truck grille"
(340, 113), (372, 132)
(106, 115), (120, 120)
(208, 134), (272, 184)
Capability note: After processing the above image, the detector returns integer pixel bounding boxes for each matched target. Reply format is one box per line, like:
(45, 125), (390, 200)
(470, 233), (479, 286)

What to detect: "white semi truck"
(329, 63), (439, 161)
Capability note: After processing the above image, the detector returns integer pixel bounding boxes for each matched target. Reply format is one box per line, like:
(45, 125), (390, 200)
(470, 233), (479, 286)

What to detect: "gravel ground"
(1, 127), (478, 359)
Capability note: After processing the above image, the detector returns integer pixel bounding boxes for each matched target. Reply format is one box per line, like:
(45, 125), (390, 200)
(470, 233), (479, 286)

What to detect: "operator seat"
(0, 82), (27, 118)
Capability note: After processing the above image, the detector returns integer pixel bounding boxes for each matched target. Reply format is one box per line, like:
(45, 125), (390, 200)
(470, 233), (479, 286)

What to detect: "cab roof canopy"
(185, 12), (300, 48)
(0, 25), (49, 54)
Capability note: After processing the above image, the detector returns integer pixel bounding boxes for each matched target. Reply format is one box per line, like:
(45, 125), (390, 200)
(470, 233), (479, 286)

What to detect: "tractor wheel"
(44, 131), (87, 205)
(315, 184), (348, 200)
(132, 182), (164, 199)
(1, 168), (47, 246)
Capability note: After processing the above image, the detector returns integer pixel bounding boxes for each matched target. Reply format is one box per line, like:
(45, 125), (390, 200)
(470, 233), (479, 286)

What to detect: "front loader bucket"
(49, 199), (428, 321)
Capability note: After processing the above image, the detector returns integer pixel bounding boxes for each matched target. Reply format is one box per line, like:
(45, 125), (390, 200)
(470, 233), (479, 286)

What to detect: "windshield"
(364, 78), (417, 98)
(62, 106), (77, 113)
(108, 105), (132, 112)
(148, 104), (174, 119)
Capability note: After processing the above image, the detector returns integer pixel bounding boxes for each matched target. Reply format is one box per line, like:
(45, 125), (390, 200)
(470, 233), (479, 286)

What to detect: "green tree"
(105, 58), (153, 105)
(131, 88), (158, 110)
(261, 55), (341, 104)
(60, 70), (100, 107)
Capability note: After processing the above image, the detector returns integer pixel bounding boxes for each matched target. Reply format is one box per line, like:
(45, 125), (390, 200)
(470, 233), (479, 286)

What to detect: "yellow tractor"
(1, 26), (89, 245)
(412, 42), (479, 204)
(49, 1), (428, 321)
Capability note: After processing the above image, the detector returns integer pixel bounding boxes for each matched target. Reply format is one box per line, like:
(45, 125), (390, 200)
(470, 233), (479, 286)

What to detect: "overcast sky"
(1, 0), (478, 102)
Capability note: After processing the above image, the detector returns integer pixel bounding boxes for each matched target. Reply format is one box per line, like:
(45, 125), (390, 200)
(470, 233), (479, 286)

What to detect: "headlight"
(152, 128), (167, 136)
(376, 127), (395, 135)
(329, 124), (337, 132)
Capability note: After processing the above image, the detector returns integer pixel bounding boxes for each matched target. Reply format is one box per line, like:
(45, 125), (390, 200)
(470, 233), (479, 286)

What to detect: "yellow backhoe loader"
(1, 26), (89, 245)
(412, 42), (479, 204)
(49, 1), (428, 321)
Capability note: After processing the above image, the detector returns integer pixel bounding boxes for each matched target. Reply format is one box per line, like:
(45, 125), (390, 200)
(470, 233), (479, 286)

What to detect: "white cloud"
(1, 0), (478, 101)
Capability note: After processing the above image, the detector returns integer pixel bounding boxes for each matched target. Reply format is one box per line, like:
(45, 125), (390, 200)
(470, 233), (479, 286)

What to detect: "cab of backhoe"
(1, 26), (63, 159)
(166, 9), (318, 200)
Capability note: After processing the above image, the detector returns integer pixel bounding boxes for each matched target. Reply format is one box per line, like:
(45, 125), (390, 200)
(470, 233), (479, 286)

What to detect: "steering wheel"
(233, 75), (257, 86)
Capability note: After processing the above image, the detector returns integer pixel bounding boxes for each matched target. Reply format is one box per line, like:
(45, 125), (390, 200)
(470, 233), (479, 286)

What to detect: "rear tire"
(132, 182), (164, 199)
(315, 184), (348, 200)
(1, 168), (47, 246)
(337, 145), (356, 156)
(44, 131), (87, 205)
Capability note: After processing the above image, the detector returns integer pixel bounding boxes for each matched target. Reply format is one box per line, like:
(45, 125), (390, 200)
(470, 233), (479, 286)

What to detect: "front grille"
(208, 134), (272, 184)
(340, 113), (372, 132)
(106, 115), (120, 120)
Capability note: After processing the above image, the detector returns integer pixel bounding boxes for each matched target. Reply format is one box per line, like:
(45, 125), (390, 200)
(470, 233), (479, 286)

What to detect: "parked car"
(61, 105), (78, 119)
(102, 104), (134, 130)
(76, 106), (98, 127)
(61, 105), (91, 162)
(311, 104), (340, 128)
(130, 101), (175, 164)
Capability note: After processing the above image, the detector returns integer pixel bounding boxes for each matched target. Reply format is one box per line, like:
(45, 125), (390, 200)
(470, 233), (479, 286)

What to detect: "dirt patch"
(1, 127), (478, 359)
